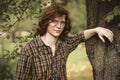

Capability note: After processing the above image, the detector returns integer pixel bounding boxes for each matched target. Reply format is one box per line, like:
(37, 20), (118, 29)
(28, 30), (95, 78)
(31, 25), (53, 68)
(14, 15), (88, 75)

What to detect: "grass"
(0, 39), (93, 80)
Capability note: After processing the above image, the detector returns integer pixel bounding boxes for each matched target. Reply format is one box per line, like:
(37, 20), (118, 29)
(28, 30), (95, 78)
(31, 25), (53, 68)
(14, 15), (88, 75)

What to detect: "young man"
(15, 5), (113, 80)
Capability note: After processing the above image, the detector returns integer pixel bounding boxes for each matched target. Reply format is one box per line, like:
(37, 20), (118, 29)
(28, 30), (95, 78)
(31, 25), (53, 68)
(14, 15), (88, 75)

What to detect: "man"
(15, 4), (113, 80)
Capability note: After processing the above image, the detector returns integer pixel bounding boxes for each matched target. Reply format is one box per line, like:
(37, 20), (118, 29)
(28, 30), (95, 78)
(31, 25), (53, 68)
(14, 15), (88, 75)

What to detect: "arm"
(64, 32), (85, 54)
(15, 47), (32, 80)
(84, 27), (114, 43)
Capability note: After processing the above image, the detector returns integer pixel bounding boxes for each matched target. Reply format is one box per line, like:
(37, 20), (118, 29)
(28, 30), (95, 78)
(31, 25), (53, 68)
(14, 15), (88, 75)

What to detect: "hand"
(95, 27), (114, 43)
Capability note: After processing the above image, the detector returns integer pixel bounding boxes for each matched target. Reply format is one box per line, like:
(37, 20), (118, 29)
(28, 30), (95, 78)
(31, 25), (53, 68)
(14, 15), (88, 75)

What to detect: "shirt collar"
(36, 35), (62, 48)
(36, 35), (44, 47)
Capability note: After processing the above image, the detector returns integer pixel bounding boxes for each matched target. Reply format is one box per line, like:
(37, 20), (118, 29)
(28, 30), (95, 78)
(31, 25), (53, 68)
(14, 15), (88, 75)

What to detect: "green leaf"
(2, 54), (10, 58)
(4, 49), (10, 53)
(105, 6), (120, 23)
(105, 13), (114, 23)
(6, 35), (10, 39)
(113, 6), (120, 16)
(16, 36), (22, 39)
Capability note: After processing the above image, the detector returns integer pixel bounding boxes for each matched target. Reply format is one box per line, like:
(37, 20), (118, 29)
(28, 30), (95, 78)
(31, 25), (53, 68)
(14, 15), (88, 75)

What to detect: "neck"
(41, 33), (58, 47)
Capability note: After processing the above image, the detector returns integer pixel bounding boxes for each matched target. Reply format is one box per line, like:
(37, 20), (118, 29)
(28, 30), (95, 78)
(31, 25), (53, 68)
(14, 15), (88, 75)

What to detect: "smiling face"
(46, 15), (65, 38)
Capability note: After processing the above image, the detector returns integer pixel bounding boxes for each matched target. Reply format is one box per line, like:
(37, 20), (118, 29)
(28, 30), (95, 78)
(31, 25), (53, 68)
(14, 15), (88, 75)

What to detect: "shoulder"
(20, 37), (39, 57)
(63, 31), (85, 43)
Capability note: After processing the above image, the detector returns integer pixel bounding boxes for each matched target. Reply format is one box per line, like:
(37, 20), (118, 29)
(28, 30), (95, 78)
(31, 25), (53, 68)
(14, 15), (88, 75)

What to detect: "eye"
(50, 19), (65, 26)
(51, 19), (58, 23)
(61, 21), (65, 25)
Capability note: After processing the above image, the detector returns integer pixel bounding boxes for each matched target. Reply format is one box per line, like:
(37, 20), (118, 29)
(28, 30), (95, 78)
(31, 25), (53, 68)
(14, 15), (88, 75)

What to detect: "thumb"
(98, 34), (105, 43)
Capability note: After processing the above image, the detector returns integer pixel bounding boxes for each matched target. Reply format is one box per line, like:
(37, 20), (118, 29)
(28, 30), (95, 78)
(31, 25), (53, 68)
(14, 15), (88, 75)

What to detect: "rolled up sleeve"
(64, 31), (85, 54)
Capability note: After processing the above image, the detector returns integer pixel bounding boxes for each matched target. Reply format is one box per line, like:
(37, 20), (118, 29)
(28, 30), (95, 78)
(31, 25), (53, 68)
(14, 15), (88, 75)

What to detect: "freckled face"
(46, 15), (65, 38)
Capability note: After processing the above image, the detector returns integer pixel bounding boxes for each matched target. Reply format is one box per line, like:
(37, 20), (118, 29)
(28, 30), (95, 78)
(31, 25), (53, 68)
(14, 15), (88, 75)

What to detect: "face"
(46, 15), (65, 38)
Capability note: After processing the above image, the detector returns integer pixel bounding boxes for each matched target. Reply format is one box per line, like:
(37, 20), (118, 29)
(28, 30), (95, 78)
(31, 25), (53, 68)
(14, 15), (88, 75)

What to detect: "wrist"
(91, 27), (98, 34)
(94, 27), (100, 33)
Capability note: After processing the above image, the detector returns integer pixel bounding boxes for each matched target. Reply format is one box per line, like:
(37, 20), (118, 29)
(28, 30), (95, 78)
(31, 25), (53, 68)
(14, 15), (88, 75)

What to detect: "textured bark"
(85, 0), (120, 80)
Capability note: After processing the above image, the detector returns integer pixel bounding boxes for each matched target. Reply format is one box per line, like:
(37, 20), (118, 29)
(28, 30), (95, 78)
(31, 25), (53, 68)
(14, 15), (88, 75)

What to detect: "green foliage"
(65, 0), (86, 34)
(0, 33), (34, 60)
(0, 0), (52, 60)
(0, 0), (42, 33)
(0, 33), (34, 79)
(0, 59), (13, 80)
(105, 6), (120, 23)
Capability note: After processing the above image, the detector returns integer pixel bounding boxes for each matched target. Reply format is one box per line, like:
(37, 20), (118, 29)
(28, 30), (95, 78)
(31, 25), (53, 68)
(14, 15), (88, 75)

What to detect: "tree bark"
(85, 0), (120, 80)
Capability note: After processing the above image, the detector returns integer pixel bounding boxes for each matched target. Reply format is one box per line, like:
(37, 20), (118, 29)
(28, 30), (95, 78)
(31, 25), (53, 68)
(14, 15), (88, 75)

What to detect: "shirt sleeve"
(15, 46), (32, 80)
(64, 31), (85, 54)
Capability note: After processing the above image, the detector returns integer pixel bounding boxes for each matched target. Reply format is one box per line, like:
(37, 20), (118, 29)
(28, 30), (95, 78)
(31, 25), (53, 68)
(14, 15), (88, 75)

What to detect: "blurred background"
(0, 0), (93, 80)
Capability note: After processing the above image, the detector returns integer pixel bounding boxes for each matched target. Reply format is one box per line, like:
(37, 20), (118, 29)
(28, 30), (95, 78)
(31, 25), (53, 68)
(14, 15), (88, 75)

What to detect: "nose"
(56, 22), (61, 29)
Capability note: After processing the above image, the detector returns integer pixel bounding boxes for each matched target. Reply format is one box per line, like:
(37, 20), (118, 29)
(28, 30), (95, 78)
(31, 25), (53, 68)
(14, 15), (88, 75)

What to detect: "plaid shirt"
(15, 32), (85, 80)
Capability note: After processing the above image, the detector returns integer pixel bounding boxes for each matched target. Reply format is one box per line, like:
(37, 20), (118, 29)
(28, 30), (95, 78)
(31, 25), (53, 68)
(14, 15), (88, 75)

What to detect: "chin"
(54, 35), (60, 38)
(51, 32), (62, 38)
(53, 34), (61, 38)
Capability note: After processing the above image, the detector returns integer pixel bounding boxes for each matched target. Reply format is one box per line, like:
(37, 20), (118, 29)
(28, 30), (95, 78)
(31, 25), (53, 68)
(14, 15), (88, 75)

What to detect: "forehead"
(54, 15), (65, 21)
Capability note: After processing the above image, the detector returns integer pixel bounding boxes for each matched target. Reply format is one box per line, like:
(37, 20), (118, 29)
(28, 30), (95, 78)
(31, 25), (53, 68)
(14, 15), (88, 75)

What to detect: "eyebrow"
(54, 18), (65, 22)
(61, 21), (65, 23)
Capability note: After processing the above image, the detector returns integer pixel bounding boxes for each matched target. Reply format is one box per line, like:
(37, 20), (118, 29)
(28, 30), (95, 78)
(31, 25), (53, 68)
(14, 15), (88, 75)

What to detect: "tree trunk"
(85, 0), (120, 80)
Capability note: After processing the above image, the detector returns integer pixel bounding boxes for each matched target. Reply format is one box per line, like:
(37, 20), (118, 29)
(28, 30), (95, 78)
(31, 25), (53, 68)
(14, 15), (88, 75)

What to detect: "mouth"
(55, 30), (61, 33)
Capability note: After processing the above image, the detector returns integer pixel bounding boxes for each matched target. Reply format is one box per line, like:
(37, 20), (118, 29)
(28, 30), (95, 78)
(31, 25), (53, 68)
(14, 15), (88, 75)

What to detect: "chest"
(35, 44), (67, 66)
(32, 44), (68, 73)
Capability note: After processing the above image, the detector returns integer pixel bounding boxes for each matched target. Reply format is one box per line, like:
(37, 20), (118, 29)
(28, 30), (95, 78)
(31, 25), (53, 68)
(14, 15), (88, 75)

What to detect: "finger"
(106, 29), (114, 37)
(98, 34), (105, 43)
(109, 33), (114, 42)
(104, 33), (113, 43)
(108, 35), (113, 43)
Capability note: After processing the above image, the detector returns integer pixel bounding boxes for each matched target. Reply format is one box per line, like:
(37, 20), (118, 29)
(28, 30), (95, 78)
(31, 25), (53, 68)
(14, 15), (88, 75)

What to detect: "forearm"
(84, 28), (97, 40)
(83, 27), (113, 43)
